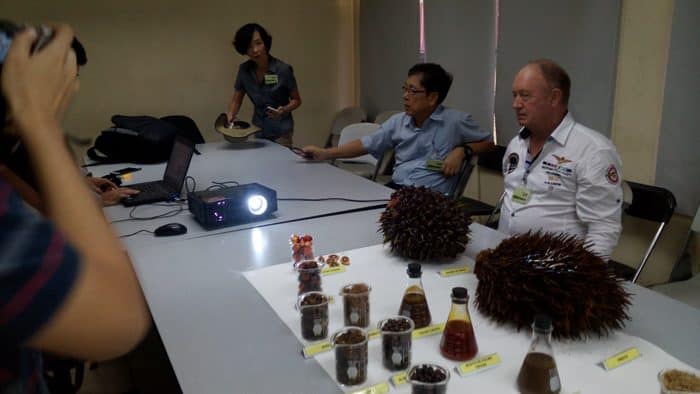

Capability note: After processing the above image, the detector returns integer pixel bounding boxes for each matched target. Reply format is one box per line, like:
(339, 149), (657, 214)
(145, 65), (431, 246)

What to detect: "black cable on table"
(119, 229), (154, 238)
(278, 197), (389, 203)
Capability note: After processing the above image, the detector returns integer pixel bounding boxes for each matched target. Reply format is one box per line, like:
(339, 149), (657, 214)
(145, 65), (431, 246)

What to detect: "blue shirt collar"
(404, 104), (445, 128)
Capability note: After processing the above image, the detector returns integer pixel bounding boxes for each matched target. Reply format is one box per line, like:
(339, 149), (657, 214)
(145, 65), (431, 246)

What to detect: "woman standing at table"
(226, 23), (302, 147)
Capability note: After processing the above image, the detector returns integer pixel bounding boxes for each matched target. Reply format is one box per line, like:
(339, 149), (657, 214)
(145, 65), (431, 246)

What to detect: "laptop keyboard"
(134, 181), (170, 196)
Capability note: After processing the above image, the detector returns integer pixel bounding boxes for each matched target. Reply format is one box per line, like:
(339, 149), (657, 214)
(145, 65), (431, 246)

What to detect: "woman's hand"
(100, 187), (140, 206)
(86, 176), (117, 193)
(266, 106), (285, 119)
(1, 24), (78, 134)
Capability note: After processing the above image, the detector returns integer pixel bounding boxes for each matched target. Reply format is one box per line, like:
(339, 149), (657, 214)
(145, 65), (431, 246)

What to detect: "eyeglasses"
(401, 85), (426, 96)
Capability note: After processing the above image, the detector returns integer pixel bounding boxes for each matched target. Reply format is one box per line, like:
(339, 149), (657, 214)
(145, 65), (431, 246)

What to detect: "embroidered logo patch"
(506, 153), (519, 174)
(552, 154), (572, 165)
(606, 164), (619, 184)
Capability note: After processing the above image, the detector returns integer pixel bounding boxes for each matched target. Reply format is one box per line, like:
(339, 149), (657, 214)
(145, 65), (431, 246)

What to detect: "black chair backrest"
(625, 181), (677, 223)
(450, 147), (476, 199)
(477, 145), (507, 172)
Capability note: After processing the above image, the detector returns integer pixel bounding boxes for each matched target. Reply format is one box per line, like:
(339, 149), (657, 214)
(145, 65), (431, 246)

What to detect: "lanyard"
(521, 142), (548, 186)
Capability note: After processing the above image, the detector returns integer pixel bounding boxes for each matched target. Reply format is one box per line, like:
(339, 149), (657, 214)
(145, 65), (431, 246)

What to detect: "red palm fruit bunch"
(473, 231), (632, 340)
(379, 186), (471, 261)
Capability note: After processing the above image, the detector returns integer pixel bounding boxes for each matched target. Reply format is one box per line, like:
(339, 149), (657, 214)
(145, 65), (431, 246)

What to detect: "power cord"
(119, 229), (154, 238)
(110, 201), (187, 224)
(206, 180), (240, 191)
(278, 197), (389, 203)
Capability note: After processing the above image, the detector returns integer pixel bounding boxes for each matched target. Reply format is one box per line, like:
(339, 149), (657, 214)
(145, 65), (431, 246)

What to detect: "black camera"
(0, 20), (87, 127)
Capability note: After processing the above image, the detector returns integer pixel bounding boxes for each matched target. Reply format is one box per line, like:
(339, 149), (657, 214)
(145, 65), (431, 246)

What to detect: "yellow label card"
(456, 353), (501, 376)
(602, 347), (641, 370)
(301, 341), (332, 358)
(367, 328), (380, 340)
(412, 323), (445, 339)
(390, 371), (408, 387)
(438, 266), (471, 277)
(351, 382), (390, 394)
(322, 266), (346, 275)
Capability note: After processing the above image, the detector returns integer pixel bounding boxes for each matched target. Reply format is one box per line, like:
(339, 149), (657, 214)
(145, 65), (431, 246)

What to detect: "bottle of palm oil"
(398, 263), (432, 329)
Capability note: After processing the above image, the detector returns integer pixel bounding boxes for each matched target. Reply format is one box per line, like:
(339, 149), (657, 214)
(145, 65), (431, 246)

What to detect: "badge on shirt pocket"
(512, 187), (531, 204)
(425, 159), (444, 171)
(264, 74), (279, 85)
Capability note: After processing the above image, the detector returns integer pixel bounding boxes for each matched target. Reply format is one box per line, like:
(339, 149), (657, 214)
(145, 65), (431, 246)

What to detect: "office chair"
(334, 122), (380, 178)
(610, 181), (677, 283)
(449, 146), (477, 200)
(373, 110), (402, 125)
(459, 145), (506, 217)
(371, 149), (395, 183)
(651, 203), (700, 308)
(324, 106), (367, 148)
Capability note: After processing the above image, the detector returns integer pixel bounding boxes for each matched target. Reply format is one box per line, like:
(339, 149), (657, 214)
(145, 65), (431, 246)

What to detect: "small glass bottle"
(439, 287), (478, 361)
(516, 314), (561, 394)
(398, 263), (432, 329)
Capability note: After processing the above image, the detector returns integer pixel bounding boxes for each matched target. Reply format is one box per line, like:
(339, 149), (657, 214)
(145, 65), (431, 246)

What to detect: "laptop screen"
(163, 137), (195, 192)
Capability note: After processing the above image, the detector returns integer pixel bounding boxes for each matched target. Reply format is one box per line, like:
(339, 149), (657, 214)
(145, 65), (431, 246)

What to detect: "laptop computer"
(121, 137), (195, 206)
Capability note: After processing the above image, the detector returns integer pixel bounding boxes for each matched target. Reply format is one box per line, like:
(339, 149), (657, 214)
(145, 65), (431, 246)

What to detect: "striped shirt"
(0, 179), (81, 394)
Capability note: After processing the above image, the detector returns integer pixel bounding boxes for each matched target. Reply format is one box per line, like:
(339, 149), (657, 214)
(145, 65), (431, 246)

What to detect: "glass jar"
(290, 233), (314, 263)
(296, 291), (329, 340)
(408, 363), (450, 394)
(294, 260), (325, 295)
(378, 316), (414, 370)
(331, 327), (368, 386)
(340, 283), (371, 328)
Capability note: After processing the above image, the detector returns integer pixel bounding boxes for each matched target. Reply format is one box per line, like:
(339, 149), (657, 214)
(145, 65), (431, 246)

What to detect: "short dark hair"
(233, 23), (272, 56)
(528, 59), (571, 105)
(408, 63), (453, 105)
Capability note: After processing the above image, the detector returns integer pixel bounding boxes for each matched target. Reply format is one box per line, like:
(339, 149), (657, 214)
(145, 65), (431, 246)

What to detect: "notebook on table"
(121, 137), (195, 206)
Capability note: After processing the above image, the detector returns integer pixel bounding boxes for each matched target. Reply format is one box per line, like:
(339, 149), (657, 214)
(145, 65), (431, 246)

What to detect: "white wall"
(4, 0), (358, 146)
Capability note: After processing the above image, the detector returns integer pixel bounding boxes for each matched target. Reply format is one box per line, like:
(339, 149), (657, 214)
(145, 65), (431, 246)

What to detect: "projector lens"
(247, 195), (268, 215)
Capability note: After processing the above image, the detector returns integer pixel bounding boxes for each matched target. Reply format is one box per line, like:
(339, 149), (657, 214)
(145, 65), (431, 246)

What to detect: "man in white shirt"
(499, 59), (623, 260)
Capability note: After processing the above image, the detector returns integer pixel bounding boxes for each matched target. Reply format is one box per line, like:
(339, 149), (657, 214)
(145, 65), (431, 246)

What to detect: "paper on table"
(244, 244), (698, 393)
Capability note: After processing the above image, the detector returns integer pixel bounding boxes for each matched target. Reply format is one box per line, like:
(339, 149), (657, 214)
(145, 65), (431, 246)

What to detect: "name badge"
(426, 159), (443, 171)
(264, 74), (278, 85)
(512, 187), (531, 204)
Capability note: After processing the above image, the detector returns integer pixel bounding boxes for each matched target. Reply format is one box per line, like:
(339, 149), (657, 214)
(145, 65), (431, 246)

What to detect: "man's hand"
(1, 25), (78, 133)
(442, 147), (466, 177)
(100, 187), (140, 206)
(302, 145), (331, 161)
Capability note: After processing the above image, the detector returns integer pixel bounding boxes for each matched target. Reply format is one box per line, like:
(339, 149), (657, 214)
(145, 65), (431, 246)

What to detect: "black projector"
(187, 183), (277, 228)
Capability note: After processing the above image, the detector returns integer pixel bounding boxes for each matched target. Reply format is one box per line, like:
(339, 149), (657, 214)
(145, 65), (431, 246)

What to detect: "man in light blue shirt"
(303, 63), (494, 194)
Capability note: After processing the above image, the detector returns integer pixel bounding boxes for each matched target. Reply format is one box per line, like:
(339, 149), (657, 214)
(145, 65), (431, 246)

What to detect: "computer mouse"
(154, 223), (187, 237)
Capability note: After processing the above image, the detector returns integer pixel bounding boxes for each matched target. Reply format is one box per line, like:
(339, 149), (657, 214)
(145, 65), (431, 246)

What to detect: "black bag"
(87, 115), (203, 164)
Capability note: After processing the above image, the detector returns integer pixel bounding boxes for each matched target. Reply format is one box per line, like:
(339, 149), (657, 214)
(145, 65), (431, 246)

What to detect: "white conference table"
(104, 139), (699, 393)
(91, 141), (392, 247)
(126, 217), (700, 394)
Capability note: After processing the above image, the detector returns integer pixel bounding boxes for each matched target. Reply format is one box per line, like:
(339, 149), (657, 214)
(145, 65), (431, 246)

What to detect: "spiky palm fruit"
(379, 186), (471, 261)
(474, 231), (631, 340)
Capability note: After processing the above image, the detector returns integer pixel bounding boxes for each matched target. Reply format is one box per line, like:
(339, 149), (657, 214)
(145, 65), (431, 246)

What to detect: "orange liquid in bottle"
(439, 320), (478, 361)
